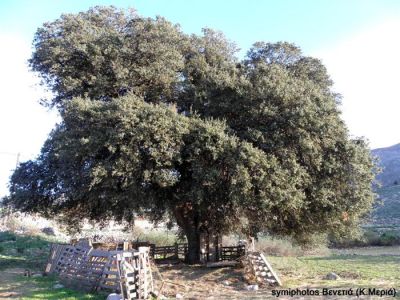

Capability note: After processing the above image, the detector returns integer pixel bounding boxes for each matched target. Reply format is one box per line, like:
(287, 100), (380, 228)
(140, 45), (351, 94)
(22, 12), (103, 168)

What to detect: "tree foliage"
(30, 6), (185, 106)
(6, 96), (298, 261)
(5, 6), (377, 262)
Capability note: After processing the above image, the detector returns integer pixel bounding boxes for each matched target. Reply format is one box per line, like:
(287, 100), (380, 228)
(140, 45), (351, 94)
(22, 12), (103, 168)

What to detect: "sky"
(0, 0), (400, 197)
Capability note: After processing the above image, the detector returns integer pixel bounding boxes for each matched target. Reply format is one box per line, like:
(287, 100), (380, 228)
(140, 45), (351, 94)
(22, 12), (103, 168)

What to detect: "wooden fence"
(71, 239), (246, 263)
(219, 245), (246, 261)
(151, 243), (188, 261)
(46, 240), (153, 299)
(151, 243), (245, 262)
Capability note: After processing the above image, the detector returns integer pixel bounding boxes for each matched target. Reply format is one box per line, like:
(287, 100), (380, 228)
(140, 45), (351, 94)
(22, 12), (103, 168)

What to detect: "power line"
(15, 153), (20, 169)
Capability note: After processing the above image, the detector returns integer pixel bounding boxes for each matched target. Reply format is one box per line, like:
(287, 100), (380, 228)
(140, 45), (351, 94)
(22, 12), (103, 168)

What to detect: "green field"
(0, 232), (104, 299)
(268, 252), (400, 289)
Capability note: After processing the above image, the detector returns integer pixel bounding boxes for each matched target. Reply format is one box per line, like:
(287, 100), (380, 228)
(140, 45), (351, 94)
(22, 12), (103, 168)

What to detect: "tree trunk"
(184, 226), (200, 264)
(173, 203), (201, 264)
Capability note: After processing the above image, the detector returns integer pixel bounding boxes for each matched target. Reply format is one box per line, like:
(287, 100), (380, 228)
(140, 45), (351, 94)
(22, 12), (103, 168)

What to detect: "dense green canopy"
(5, 6), (377, 262)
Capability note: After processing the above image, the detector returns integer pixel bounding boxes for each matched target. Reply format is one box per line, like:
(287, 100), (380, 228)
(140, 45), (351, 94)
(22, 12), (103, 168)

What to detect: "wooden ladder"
(245, 251), (282, 286)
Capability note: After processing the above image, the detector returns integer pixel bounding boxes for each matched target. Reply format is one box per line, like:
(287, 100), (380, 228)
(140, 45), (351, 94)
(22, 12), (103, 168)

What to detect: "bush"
(0, 231), (17, 242)
(329, 228), (400, 248)
(380, 232), (400, 246)
(255, 234), (329, 256)
(135, 230), (182, 246)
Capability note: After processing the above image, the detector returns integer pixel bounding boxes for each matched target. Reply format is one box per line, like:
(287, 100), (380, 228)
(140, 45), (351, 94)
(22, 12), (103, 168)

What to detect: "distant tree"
(5, 6), (378, 263)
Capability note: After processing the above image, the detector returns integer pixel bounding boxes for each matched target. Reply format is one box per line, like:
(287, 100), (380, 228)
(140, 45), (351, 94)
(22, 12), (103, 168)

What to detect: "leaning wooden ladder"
(244, 251), (282, 286)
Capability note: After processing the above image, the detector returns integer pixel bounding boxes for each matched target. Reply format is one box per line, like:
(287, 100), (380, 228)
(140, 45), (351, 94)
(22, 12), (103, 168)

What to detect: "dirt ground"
(0, 265), (273, 300)
(155, 263), (284, 299)
(1, 246), (398, 299)
(0, 268), (39, 299)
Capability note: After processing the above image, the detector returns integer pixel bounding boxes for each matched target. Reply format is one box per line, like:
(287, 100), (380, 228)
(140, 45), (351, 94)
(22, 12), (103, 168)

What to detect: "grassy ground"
(0, 270), (104, 300)
(268, 252), (400, 288)
(0, 231), (52, 271)
(0, 231), (104, 299)
(155, 249), (399, 299)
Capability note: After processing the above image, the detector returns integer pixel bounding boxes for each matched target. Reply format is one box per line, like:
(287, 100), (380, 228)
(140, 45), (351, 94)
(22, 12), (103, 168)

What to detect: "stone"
(246, 284), (259, 291)
(32, 273), (43, 278)
(176, 293), (184, 299)
(0, 292), (19, 297)
(324, 272), (340, 280)
(53, 283), (64, 289)
(222, 280), (230, 286)
(41, 227), (56, 236)
(106, 293), (123, 300)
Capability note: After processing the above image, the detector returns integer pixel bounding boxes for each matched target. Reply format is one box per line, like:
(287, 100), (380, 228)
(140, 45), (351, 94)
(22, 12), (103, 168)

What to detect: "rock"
(106, 293), (123, 300)
(150, 291), (159, 297)
(32, 273), (43, 278)
(222, 280), (230, 286)
(53, 283), (64, 289)
(246, 284), (259, 291)
(41, 227), (56, 236)
(176, 293), (184, 299)
(0, 292), (19, 297)
(324, 272), (340, 280)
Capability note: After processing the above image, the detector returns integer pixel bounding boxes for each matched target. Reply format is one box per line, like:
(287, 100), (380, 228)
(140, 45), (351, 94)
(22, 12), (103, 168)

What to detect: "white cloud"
(0, 34), (60, 197)
(314, 18), (400, 149)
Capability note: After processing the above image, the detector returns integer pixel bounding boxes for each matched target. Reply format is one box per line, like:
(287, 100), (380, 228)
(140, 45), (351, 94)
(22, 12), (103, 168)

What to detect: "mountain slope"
(372, 143), (400, 187)
(370, 143), (400, 227)
(373, 185), (400, 226)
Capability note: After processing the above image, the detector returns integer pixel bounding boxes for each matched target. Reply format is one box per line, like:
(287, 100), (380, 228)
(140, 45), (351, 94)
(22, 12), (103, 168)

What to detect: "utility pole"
(15, 152), (20, 169)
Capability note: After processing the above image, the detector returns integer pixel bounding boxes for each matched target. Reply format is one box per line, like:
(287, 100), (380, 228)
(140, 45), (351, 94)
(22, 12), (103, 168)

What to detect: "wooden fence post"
(123, 241), (129, 251)
(174, 243), (178, 259)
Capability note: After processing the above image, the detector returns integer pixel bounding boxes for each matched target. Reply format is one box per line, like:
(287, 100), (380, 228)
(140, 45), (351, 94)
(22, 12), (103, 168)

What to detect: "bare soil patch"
(155, 264), (276, 299)
(0, 268), (38, 299)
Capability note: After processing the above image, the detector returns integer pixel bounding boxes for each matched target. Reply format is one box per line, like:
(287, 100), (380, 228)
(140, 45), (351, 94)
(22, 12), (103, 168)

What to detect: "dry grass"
(255, 236), (330, 257)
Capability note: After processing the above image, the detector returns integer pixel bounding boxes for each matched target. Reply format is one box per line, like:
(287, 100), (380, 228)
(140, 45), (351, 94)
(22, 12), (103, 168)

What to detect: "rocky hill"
(373, 185), (400, 226)
(372, 143), (400, 187)
(371, 143), (400, 226)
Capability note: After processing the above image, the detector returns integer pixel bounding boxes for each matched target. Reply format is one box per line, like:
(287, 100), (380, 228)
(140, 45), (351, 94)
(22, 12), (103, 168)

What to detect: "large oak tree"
(5, 6), (377, 263)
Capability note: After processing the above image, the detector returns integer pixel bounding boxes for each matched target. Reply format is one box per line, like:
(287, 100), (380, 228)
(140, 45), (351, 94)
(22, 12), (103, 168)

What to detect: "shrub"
(0, 231), (17, 242)
(329, 228), (400, 248)
(256, 234), (329, 256)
